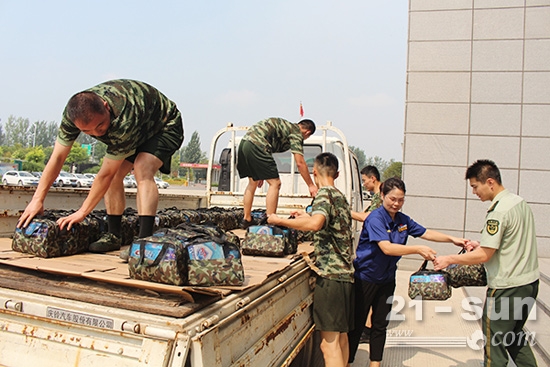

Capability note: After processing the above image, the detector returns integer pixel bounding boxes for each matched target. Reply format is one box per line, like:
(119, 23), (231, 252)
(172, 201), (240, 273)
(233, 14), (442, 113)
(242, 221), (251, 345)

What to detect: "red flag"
(299, 102), (304, 117)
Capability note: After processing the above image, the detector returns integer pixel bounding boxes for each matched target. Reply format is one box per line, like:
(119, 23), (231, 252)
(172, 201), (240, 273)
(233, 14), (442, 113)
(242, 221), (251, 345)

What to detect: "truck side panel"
(0, 310), (173, 367)
(189, 264), (314, 366)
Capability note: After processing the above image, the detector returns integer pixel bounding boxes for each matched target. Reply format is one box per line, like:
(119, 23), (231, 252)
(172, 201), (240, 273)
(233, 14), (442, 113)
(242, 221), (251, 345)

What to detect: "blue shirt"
(354, 206), (426, 283)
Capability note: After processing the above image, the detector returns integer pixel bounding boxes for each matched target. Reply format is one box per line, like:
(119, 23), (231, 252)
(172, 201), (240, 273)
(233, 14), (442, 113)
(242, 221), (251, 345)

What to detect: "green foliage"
(0, 121), (4, 145)
(382, 161), (402, 180)
(12, 145), (26, 160)
(22, 161), (45, 172)
(22, 147), (46, 172)
(4, 116), (31, 147)
(66, 144), (89, 165)
(181, 131), (205, 163)
(349, 145), (366, 169)
(25, 146), (46, 164)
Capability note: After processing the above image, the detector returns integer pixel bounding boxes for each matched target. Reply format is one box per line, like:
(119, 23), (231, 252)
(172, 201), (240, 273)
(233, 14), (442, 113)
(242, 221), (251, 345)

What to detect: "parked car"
(83, 173), (96, 181)
(154, 177), (169, 189)
(54, 172), (78, 187)
(74, 174), (94, 187)
(2, 170), (40, 187)
(123, 175), (137, 188)
(31, 172), (42, 178)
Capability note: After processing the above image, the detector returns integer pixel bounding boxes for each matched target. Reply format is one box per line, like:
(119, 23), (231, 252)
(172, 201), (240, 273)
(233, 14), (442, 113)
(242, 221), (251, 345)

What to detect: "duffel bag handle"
(138, 241), (170, 267)
(419, 260), (428, 271)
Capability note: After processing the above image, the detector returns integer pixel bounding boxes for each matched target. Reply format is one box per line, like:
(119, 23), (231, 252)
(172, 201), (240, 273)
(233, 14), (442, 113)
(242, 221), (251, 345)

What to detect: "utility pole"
(32, 122), (38, 147)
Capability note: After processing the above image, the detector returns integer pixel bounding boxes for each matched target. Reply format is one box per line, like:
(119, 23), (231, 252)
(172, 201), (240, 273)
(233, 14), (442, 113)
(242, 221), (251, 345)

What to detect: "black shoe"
(359, 327), (371, 343)
(89, 233), (122, 253)
(240, 218), (254, 229)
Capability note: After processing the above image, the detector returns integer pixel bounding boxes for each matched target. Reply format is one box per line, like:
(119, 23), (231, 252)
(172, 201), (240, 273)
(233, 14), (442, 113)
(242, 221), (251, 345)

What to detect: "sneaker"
(119, 246), (130, 262)
(89, 233), (122, 253)
(240, 218), (254, 230)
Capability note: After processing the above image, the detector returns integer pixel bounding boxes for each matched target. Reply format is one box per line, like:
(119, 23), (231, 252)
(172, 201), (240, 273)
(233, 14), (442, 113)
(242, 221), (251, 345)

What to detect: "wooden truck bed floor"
(0, 231), (314, 318)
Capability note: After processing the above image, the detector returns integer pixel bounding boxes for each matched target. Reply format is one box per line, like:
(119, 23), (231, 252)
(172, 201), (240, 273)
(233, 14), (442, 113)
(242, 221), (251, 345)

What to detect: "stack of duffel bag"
(127, 222), (244, 287)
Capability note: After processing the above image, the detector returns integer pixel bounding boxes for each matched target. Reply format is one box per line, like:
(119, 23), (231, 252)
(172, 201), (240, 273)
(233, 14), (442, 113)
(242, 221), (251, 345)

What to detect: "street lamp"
(32, 122), (38, 147)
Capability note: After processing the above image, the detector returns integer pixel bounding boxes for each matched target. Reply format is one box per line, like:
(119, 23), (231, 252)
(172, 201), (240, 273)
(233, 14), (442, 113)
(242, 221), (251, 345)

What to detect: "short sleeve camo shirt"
(310, 186), (355, 282)
(57, 79), (182, 160)
(366, 192), (382, 212)
(241, 117), (304, 155)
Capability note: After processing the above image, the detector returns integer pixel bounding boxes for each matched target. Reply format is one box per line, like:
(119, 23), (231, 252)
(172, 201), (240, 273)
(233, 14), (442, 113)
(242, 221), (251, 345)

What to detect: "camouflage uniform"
(310, 186), (354, 282)
(57, 79), (183, 171)
(241, 117), (304, 154)
(237, 117), (303, 180)
(365, 192), (382, 213)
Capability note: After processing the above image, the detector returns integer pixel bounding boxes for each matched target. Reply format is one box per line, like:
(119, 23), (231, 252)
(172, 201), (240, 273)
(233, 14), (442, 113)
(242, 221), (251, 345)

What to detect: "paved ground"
(350, 258), (550, 367)
(350, 268), (484, 367)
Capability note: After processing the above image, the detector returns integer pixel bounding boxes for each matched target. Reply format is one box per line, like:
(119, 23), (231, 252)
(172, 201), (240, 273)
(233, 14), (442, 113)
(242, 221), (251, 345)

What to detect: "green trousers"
(483, 280), (539, 367)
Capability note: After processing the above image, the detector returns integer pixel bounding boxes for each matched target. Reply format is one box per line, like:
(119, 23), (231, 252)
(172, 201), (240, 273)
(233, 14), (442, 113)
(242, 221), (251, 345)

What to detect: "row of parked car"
(123, 175), (170, 189)
(1, 170), (96, 188)
(2, 170), (170, 189)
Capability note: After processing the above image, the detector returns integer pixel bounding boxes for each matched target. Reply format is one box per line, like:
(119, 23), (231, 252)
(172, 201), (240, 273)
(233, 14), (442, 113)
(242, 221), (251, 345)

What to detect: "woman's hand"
(417, 245), (436, 261)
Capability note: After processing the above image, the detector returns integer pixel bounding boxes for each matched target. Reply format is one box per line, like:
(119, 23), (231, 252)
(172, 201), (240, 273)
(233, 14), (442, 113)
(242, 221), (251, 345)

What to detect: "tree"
(32, 120), (59, 147)
(25, 146), (46, 164)
(181, 131), (204, 163)
(66, 144), (89, 166)
(22, 146), (47, 172)
(365, 156), (391, 174)
(180, 131), (207, 182)
(349, 145), (366, 169)
(383, 161), (402, 180)
(4, 115), (31, 147)
(0, 119), (4, 145)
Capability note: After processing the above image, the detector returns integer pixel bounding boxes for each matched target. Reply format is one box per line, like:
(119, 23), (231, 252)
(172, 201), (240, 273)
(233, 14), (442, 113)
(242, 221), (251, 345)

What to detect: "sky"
(0, 1), (408, 161)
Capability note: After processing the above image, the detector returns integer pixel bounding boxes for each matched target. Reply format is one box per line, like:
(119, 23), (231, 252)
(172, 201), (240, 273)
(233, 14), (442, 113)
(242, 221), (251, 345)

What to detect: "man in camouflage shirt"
(18, 79), (184, 252)
(237, 117), (317, 228)
(352, 165), (382, 222)
(268, 152), (354, 367)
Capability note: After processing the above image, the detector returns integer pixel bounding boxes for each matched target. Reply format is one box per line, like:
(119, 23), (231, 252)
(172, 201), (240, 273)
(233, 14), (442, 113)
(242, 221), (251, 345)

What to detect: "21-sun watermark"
(386, 295), (537, 322)
(382, 295), (538, 350)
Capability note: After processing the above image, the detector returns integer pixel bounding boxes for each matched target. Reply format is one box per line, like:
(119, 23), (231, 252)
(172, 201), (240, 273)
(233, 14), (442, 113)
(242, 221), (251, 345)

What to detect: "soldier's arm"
(293, 153), (317, 197)
(56, 157), (124, 230)
(18, 142), (72, 228)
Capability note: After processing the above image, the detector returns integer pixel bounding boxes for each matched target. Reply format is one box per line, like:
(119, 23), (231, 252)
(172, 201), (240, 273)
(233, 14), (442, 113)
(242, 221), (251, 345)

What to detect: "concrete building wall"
(403, 0), (550, 257)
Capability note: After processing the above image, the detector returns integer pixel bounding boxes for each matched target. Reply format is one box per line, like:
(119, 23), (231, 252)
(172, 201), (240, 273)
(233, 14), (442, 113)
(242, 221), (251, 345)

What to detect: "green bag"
(445, 249), (487, 288)
(12, 211), (101, 258)
(186, 238), (244, 286)
(128, 227), (245, 287)
(128, 230), (188, 286)
(408, 260), (452, 300)
(241, 225), (286, 257)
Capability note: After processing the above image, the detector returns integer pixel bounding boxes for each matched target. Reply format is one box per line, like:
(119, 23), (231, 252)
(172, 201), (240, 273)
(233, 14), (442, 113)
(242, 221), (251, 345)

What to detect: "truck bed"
(0, 233), (314, 318)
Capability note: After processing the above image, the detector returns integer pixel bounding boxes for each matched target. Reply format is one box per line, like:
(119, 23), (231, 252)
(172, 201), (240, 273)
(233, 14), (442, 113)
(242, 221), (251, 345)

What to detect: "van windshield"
(273, 145), (322, 174)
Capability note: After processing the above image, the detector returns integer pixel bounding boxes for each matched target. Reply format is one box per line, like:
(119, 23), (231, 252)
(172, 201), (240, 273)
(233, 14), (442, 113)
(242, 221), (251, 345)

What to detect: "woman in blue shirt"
(348, 177), (467, 367)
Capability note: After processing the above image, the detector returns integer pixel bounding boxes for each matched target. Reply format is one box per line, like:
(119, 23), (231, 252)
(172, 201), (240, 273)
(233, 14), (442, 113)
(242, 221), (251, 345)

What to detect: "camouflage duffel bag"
(186, 237), (244, 286)
(128, 229), (188, 286)
(12, 212), (100, 258)
(176, 222), (241, 248)
(408, 260), (451, 300)
(445, 249), (487, 288)
(241, 225), (286, 257)
(279, 226), (298, 255)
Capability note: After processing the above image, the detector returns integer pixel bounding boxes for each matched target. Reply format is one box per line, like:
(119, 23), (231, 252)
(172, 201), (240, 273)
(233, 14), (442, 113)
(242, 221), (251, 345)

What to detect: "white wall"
(404, 0), (550, 257)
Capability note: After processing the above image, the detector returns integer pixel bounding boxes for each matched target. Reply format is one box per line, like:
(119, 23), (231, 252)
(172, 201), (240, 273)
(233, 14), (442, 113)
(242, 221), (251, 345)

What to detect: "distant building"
(0, 163), (18, 176)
